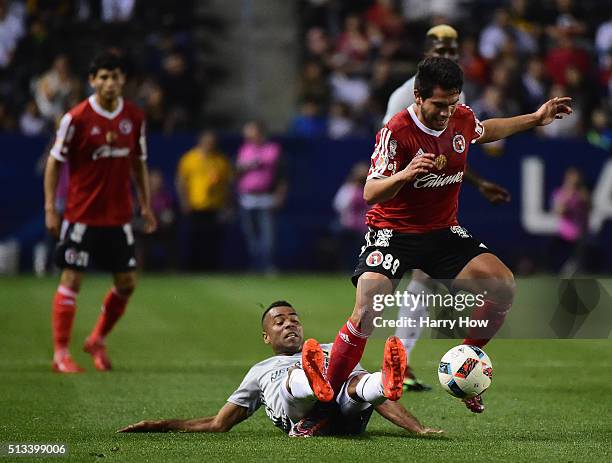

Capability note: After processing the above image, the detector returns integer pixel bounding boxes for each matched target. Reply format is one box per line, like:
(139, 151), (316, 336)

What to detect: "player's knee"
(114, 274), (137, 297)
(60, 271), (82, 292)
(486, 271), (515, 305)
(115, 284), (135, 297)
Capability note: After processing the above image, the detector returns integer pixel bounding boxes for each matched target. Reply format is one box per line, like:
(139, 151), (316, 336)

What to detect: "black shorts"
(54, 220), (137, 273)
(351, 226), (492, 286)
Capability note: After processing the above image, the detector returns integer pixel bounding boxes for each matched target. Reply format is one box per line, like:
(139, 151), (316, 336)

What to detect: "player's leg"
(451, 253), (514, 413)
(52, 268), (85, 373)
(394, 268), (434, 391)
(326, 272), (393, 394)
(337, 336), (407, 415)
(281, 367), (319, 424)
(452, 253), (515, 347)
(84, 271), (136, 371)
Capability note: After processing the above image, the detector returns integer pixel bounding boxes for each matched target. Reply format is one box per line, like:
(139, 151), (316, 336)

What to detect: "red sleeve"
(367, 127), (399, 180)
(460, 104), (485, 144)
(49, 112), (77, 162)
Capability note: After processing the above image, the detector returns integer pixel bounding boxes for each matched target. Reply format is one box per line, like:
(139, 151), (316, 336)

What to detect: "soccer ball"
(438, 345), (493, 399)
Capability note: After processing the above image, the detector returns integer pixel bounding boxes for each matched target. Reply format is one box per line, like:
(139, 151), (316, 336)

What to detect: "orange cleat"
(301, 338), (334, 402)
(382, 336), (407, 401)
(83, 337), (112, 371)
(52, 352), (84, 373)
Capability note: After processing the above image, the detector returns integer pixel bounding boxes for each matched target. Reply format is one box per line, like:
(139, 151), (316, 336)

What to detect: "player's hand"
(478, 180), (511, 204)
(45, 209), (61, 238)
(117, 420), (167, 433)
(401, 153), (436, 182)
(534, 97), (573, 126)
(417, 427), (444, 436)
(141, 208), (157, 234)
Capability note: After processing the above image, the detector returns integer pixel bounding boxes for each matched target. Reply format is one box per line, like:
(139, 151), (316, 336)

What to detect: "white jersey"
(227, 343), (365, 432)
(383, 75), (466, 124)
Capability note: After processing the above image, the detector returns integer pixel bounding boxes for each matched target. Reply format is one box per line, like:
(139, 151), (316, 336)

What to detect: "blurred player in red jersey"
(43, 51), (157, 373)
(321, 57), (572, 417)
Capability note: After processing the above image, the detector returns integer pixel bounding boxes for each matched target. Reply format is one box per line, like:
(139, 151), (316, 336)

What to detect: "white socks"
(287, 368), (314, 400)
(354, 372), (386, 406)
(394, 279), (432, 355)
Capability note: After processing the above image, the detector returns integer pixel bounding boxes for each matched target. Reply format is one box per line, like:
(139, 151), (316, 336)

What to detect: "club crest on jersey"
(452, 134), (466, 153)
(119, 119), (133, 135)
(434, 154), (447, 170)
(366, 251), (384, 267)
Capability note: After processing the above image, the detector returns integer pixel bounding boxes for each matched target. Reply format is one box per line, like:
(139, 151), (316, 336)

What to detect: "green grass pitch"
(1, 275), (611, 462)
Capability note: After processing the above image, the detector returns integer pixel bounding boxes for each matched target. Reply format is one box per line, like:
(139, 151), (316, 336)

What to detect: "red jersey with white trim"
(50, 95), (147, 226)
(366, 104), (484, 233)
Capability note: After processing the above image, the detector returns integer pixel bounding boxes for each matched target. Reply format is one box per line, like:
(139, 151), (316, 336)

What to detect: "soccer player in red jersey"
(43, 51), (157, 373)
(324, 57), (572, 413)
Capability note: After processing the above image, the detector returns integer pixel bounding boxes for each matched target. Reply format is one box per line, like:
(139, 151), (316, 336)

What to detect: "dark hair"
(261, 300), (293, 325)
(414, 57), (463, 100)
(89, 51), (125, 76)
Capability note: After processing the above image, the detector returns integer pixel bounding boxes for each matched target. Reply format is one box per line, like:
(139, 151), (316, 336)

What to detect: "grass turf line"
(0, 275), (610, 462)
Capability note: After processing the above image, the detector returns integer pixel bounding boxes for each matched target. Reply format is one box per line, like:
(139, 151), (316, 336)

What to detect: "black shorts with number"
(351, 226), (492, 286)
(54, 221), (137, 273)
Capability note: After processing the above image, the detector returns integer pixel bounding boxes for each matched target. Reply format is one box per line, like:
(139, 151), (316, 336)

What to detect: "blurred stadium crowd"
(0, 0), (610, 275)
(293, 0), (612, 147)
(0, 0), (611, 145)
(0, 0), (204, 135)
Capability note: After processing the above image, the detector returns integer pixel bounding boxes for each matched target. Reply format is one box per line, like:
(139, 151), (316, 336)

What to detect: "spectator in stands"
(34, 54), (80, 123)
(328, 102), (356, 139)
(586, 107), (612, 151)
(479, 8), (536, 61)
(595, 13), (612, 63)
(364, 0), (403, 39)
(0, 101), (15, 131)
(159, 51), (198, 132)
(0, 0), (25, 69)
(329, 63), (370, 113)
(551, 166), (591, 276)
(297, 61), (330, 108)
(139, 169), (177, 271)
(290, 99), (327, 137)
(332, 162), (369, 270)
(539, 84), (582, 138)
(19, 99), (47, 136)
(545, 19), (591, 88)
(236, 121), (286, 274)
(176, 131), (232, 271)
(520, 56), (549, 112)
(334, 14), (370, 71)
(101, 0), (136, 23)
(459, 35), (488, 103)
(136, 78), (165, 132)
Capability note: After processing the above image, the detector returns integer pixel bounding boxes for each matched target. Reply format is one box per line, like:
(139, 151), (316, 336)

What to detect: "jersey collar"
(88, 95), (124, 120)
(408, 104), (446, 137)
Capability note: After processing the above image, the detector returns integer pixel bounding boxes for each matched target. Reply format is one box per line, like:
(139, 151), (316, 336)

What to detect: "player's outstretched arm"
(476, 96), (572, 144)
(375, 400), (443, 436)
(117, 402), (249, 433)
(131, 158), (157, 233)
(364, 153), (436, 204)
(44, 155), (63, 237)
(464, 167), (511, 205)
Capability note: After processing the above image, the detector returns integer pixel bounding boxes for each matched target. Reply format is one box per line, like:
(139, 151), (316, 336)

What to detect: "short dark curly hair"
(414, 56), (463, 100)
(261, 300), (293, 326)
(89, 50), (125, 76)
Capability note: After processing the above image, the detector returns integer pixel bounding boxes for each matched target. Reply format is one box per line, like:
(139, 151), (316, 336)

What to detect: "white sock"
(355, 372), (386, 406)
(287, 368), (314, 400)
(394, 279), (432, 355)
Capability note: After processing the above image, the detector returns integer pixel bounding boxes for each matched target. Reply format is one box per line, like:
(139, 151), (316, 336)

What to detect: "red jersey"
(366, 104), (484, 233)
(50, 96), (146, 226)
